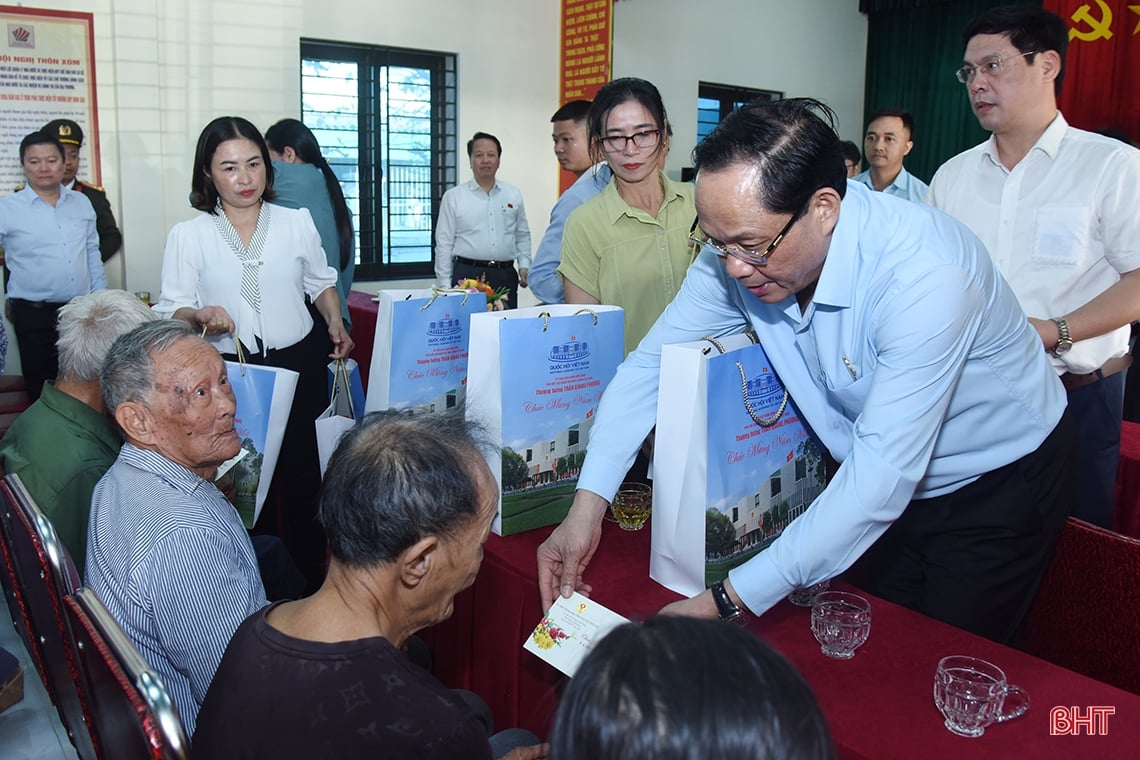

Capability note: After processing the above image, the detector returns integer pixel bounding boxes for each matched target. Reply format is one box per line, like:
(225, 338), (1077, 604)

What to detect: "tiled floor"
(0, 613), (76, 759)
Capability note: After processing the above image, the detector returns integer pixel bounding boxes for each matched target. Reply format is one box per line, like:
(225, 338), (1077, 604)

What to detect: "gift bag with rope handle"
(651, 334), (826, 596)
(466, 304), (624, 535)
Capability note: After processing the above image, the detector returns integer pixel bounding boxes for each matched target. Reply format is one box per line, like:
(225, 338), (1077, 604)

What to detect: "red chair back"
(1022, 517), (1140, 694)
(0, 472), (48, 688)
(65, 588), (190, 760)
(1, 473), (97, 758)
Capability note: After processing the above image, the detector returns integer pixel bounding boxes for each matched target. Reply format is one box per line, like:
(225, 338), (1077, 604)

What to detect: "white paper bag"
(365, 288), (487, 412)
(226, 361), (299, 529)
(466, 305), (624, 535)
(650, 336), (825, 597)
(315, 359), (359, 477)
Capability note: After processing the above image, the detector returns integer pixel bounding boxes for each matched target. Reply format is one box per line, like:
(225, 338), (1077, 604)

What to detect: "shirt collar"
(599, 171), (685, 224)
(980, 111), (1068, 168)
(21, 184), (76, 206)
(38, 382), (122, 451)
(884, 167), (911, 193)
(465, 178), (499, 195)
(854, 167), (908, 193)
(810, 183), (866, 310)
(118, 443), (213, 495)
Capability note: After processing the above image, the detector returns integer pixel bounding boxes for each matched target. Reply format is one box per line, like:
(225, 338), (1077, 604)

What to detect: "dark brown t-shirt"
(193, 603), (493, 759)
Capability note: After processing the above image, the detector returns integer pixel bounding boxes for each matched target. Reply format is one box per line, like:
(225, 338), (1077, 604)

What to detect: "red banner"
(558, 0), (613, 191)
(1043, 0), (1140, 143)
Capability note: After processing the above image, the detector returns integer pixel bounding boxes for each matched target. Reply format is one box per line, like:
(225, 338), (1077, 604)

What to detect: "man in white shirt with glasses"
(927, 5), (1140, 529)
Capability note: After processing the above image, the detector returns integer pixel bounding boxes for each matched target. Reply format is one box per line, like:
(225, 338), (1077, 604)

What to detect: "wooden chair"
(64, 588), (190, 760)
(1021, 517), (1140, 695)
(1, 473), (97, 759)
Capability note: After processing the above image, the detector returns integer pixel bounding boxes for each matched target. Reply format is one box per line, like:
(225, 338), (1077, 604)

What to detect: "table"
(422, 519), (1140, 759)
(1114, 421), (1140, 539)
(346, 290), (379, 390)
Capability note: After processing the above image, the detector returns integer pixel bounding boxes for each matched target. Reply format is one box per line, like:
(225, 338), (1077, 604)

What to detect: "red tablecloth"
(1114, 421), (1140, 539)
(423, 519), (1140, 759)
(346, 291), (379, 390)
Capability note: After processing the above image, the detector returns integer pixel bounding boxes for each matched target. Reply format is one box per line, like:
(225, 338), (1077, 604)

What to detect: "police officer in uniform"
(41, 119), (122, 261)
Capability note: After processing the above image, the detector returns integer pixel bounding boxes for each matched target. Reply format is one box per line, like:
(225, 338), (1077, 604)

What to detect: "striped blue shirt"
(85, 444), (268, 734)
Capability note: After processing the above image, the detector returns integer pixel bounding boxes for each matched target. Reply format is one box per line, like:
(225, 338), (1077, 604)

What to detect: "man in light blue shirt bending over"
(538, 98), (1072, 645)
(528, 100), (612, 304)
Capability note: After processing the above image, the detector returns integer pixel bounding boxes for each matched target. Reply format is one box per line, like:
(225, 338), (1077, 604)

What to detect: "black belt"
(454, 255), (513, 270)
(8, 298), (68, 310)
(1059, 355), (1132, 392)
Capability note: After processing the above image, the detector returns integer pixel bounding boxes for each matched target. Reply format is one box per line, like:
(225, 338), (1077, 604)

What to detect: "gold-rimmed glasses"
(689, 211), (799, 268)
(955, 51), (1039, 85)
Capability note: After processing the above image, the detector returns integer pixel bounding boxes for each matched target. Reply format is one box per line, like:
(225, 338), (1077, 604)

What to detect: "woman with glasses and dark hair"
(558, 77), (696, 358)
(548, 616), (835, 760)
(155, 116), (354, 588)
(265, 118), (355, 328)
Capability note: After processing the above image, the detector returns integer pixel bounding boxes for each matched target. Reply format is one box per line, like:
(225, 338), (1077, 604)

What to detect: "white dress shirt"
(927, 113), (1140, 374)
(155, 205), (338, 356)
(434, 178), (531, 288)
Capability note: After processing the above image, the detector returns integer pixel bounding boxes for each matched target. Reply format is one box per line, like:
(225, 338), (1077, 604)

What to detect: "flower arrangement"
(531, 616), (572, 650)
(456, 275), (509, 311)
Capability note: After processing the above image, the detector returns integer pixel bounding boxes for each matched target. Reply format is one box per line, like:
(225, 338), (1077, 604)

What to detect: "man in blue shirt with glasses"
(539, 98), (1072, 645)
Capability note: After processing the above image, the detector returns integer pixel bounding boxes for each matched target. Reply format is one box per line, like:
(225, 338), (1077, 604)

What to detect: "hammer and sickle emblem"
(1069, 0), (1113, 41)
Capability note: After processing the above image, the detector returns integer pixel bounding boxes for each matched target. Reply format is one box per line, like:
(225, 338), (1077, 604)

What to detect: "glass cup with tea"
(609, 482), (652, 531)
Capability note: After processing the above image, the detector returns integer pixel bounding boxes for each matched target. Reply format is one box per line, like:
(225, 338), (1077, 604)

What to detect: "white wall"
(302, 0), (561, 301)
(613, 0), (868, 171)
(2, 0), (866, 370)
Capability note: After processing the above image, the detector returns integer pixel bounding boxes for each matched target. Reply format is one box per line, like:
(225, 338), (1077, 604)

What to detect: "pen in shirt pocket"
(842, 354), (858, 380)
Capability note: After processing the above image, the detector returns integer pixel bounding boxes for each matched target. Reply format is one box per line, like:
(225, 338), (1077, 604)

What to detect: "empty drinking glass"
(810, 591), (871, 659)
(933, 655), (1028, 737)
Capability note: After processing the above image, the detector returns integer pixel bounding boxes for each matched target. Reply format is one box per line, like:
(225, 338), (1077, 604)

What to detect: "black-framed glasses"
(689, 211), (800, 268)
(600, 129), (661, 153)
(955, 51), (1038, 85)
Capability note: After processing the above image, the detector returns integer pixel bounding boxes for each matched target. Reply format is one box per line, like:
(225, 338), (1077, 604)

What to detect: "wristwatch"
(1050, 317), (1073, 357)
(711, 580), (746, 624)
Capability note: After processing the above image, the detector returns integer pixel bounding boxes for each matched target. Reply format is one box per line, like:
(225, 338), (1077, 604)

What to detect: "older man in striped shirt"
(85, 320), (267, 734)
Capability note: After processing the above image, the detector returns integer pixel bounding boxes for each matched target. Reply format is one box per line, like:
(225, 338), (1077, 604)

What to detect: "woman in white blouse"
(156, 116), (353, 588)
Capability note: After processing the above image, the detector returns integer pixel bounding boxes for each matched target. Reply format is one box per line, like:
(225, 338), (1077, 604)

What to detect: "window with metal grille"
(682, 83), (782, 182)
(696, 82), (783, 144)
(300, 39), (457, 281)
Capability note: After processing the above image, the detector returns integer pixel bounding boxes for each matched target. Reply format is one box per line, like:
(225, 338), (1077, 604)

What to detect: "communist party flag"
(1042, 1), (1140, 143)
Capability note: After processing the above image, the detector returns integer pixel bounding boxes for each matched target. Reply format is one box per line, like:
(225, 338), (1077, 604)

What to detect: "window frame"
(698, 81), (783, 135)
(300, 38), (457, 282)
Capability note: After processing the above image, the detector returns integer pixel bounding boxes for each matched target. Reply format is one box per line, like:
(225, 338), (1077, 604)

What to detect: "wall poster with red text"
(558, 0), (613, 192)
(0, 5), (100, 192)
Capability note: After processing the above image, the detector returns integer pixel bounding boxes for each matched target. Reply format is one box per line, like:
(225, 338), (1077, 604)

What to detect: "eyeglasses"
(689, 211), (800, 268)
(955, 51), (1038, 85)
(600, 129), (661, 153)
